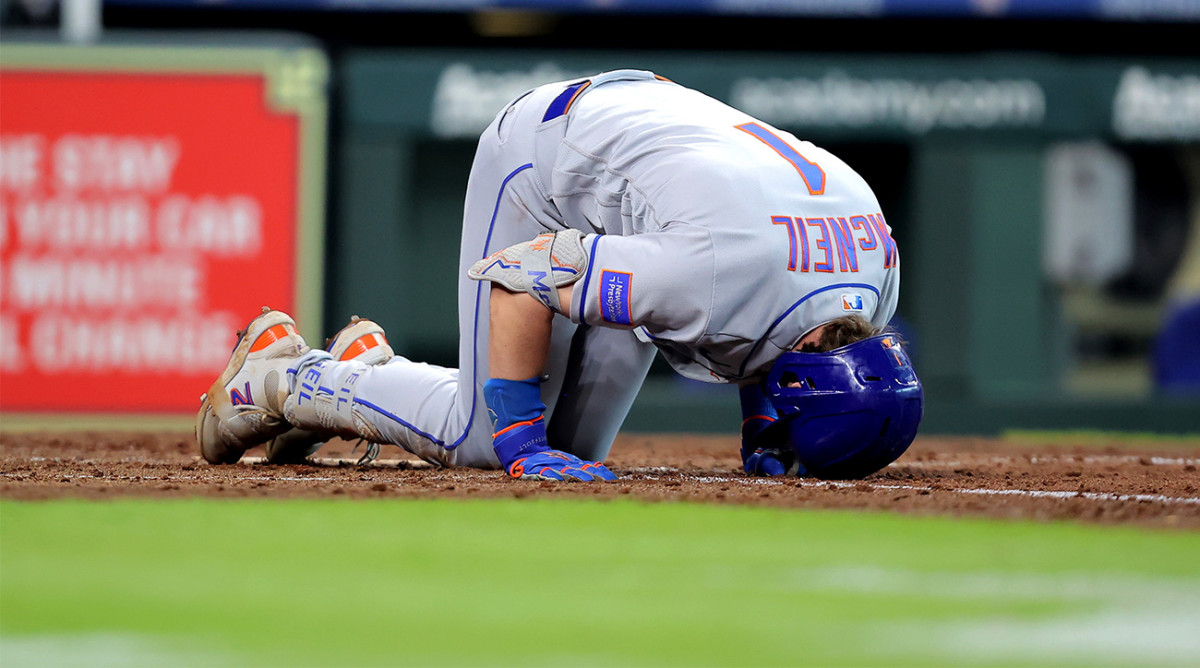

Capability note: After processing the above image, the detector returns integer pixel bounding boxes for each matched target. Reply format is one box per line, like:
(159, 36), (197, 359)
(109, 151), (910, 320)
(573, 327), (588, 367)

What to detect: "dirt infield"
(2, 430), (1198, 529)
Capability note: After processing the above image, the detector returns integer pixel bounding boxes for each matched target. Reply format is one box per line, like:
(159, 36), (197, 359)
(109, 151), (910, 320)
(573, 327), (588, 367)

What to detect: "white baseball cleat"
(196, 307), (310, 465)
(262, 316), (395, 464)
(323, 315), (394, 367)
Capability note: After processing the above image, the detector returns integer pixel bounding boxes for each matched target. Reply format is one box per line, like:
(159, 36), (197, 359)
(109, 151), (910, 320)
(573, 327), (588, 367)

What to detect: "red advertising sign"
(1, 69), (306, 412)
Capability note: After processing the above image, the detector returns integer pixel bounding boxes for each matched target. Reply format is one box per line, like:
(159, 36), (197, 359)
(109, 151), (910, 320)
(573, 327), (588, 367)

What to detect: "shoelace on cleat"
(351, 439), (381, 466)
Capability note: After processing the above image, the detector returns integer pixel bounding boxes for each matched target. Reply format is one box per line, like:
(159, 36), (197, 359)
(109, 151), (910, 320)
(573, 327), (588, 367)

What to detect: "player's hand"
(488, 408), (616, 482)
(742, 447), (796, 476)
(738, 382), (793, 476)
(507, 450), (618, 482)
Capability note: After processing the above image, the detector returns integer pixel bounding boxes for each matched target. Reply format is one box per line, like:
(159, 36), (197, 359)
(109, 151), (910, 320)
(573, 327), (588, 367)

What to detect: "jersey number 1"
(735, 122), (825, 196)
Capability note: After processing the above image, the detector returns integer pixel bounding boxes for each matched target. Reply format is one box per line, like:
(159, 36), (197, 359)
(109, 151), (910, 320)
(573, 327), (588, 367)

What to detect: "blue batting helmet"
(761, 334), (924, 479)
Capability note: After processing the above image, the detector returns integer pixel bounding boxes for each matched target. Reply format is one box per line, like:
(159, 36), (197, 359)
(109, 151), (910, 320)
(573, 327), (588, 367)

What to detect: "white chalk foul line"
(2, 472), (347, 483)
(897, 454), (1200, 468)
(812, 479), (1200, 507)
(6, 464), (1199, 508)
(631, 468), (1200, 507)
(20, 455), (429, 468)
(240, 456), (434, 469)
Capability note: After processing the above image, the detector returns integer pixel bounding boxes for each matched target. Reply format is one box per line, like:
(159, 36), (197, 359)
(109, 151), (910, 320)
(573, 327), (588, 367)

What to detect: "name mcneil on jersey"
(770, 212), (897, 273)
(293, 361), (360, 413)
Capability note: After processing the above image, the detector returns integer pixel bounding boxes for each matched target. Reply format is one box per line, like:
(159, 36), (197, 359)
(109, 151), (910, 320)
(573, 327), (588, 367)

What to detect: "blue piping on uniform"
(636, 283), (881, 379)
(737, 282), (881, 379)
(577, 235), (602, 323)
(355, 398), (446, 445)
(356, 162), (535, 449)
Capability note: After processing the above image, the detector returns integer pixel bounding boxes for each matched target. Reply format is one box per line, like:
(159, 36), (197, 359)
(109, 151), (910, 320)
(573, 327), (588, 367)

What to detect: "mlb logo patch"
(841, 293), (864, 311)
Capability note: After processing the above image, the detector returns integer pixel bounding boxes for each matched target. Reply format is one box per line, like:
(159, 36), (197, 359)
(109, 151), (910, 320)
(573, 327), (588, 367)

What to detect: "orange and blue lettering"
(776, 211), (895, 274)
(229, 381), (253, 406)
(868, 213), (898, 268)
(828, 217), (859, 273)
(849, 214), (878, 251)
(772, 216), (798, 271)
(805, 217), (834, 273)
(795, 215), (810, 271)
(736, 122), (826, 196)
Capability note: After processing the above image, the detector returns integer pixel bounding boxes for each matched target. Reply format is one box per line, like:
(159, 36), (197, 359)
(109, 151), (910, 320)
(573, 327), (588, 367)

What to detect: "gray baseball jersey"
(302, 70), (900, 468)
(548, 71), (898, 382)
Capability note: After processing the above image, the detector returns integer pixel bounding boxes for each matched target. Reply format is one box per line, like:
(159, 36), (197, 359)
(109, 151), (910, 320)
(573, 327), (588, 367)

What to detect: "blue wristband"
(483, 376), (546, 433)
(484, 377), (551, 468)
(739, 382), (780, 462)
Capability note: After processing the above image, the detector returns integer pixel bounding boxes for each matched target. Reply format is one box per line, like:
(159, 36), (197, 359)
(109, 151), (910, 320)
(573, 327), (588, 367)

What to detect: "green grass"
(2, 498), (1199, 667)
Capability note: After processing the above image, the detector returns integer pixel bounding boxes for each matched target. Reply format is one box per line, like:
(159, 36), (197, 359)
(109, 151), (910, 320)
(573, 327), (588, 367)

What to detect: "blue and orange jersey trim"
(543, 74), (673, 123)
(543, 80), (592, 122)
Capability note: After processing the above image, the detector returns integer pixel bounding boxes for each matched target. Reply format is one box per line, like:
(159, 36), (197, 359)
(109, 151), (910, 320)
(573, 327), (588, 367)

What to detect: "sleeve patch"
(599, 270), (634, 326)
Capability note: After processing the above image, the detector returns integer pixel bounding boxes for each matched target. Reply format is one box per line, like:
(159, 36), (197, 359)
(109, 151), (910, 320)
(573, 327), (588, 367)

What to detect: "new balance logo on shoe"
(230, 382), (254, 406)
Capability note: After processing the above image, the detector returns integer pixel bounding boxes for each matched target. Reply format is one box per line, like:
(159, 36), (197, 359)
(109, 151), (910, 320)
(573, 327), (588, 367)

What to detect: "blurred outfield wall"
(2, 36), (1198, 433)
(331, 49), (1200, 434)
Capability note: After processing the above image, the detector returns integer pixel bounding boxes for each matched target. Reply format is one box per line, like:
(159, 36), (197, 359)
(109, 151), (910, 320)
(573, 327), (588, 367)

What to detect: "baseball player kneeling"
(196, 70), (924, 481)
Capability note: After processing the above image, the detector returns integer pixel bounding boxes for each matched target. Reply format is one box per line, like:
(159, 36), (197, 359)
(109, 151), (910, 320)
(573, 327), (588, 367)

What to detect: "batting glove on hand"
(492, 415), (617, 482)
(508, 450), (618, 482)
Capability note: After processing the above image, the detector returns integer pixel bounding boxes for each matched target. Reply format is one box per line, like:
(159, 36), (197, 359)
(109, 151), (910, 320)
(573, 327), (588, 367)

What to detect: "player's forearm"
(487, 284), (573, 380)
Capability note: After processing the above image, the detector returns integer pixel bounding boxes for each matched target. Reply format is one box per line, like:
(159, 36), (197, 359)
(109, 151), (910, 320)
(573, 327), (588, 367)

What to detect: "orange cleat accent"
(196, 309), (309, 465)
(249, 323), (296, 353)
(338, 332), (387, 361)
